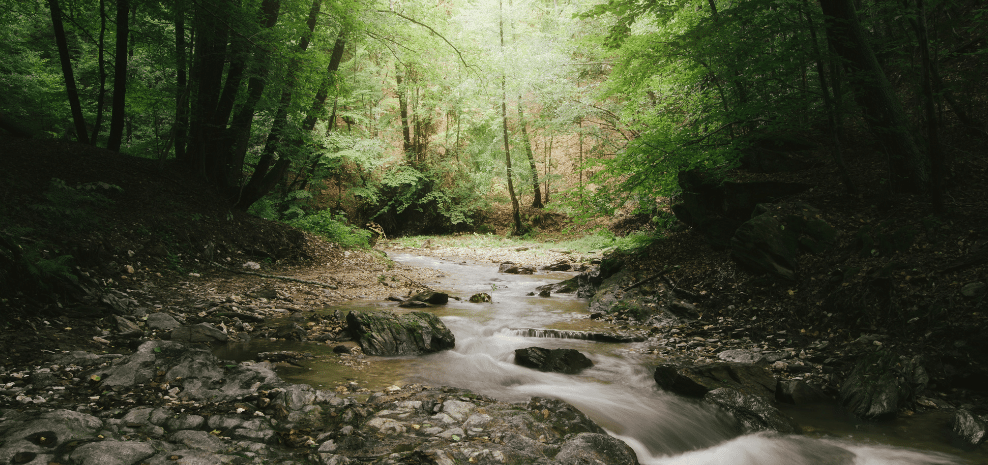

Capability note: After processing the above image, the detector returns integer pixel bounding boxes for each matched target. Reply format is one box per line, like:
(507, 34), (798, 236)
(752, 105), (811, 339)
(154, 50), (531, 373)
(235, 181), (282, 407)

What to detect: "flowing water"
(219, 253), (983, 464)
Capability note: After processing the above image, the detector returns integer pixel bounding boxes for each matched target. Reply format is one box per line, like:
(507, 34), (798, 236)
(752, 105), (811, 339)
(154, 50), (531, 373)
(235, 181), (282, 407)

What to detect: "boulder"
(147, 312), (181, 331)
(169, 323), (228, 343)
(654, 363), (777, 399)
(555, 433), (640, 465)
(535, 278), (579, 295)
(346, 311), (455, 356)
(776, 379), (832, 404)
(951, 409), (987, 446)
(408, 291), (449, 305)
(398, 300), (430, 308)
(671, 169), (812, 249)
(514, 347), (594, 374)
(114, 315), (142, 337)
(468, 293), (492, 303)
(839, 351), (927, 420)
(704, 387), (800, 434)
(499, 262), (536, 274)
(541, 261), (572, 271)
(730, 212), (798, 281)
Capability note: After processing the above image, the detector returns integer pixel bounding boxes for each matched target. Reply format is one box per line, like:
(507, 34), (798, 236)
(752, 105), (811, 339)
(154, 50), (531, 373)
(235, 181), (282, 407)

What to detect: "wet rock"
(951, 409), (986, 446)
(147, 312), (181, 331)
(408, 291), (449, 305)
(275, 322), (307, 341)
(536, 277), (579, 295)
(346, 311), (455, 356)
(776, 379), (831, 404)
(555, 432), (640, 465)
(398, 300), (430, 308)
(469, 293), (492, 303)
(512, 328), (646, 343)
(839, 351), (925, 420)
(169, 323), (228, 343)
(654, 363), (777, 399)
(704, 387), (799, 434)
(538, 288), (551, 297)
(515, 347), (594, 374)
(498, 262), (535, 274)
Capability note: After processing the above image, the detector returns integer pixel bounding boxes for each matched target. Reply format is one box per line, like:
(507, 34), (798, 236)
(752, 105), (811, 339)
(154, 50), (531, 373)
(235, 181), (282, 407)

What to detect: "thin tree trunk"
(802, 0), (856, 194)
(90, 0), (107, 143)
(47, 0), (89, 144)
(106, 0), (129, 151)
(516, 101), (543, 208)
(912, 0), (944, 209)
(499, 0), (522, 234)
(819, 0), (928, 193)
(544, 134), (552, 205)
(397, 72), (412, 158)
(173, 0), (189, 160)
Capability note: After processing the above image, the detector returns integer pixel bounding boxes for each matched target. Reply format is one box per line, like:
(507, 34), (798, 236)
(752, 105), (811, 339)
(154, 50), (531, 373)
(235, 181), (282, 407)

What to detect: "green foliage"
(29, 178), (121, 233)
(0, 232), (78, 298)
(363, 163), (489, 236)
(288, 210), (371, 249)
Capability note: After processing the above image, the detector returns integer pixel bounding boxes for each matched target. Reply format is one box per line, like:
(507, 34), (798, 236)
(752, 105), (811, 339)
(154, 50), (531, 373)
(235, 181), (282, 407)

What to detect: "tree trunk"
(499, 0), (522, 234)
(235, 0), (319, 209)
(47, 0), (89, 144)
(397, 71), (412, 158)
(802, 0), (856, 194)
(225, 0), (281, 182)
(184, 0), (228, 170)
(516, 101), (543, 208)
(818, 0), (928, 193)
(912, 0), (944, 209)
(106, 0), (129, 151)
(91, 0), (108, 143)
(173, 0), (189, 160)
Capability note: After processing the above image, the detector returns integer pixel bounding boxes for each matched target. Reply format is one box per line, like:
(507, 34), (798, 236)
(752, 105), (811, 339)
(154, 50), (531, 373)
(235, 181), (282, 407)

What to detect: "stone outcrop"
(951, 409), (987, 446)
(704, 387), (800, 434)
(654, 362), (777, 399)
(839, 351), (928, 420)
(671, 169), (812, 249)
(730, 203), (838, 281)
(514, 347), (594, 374)
(346, 311), (455, 356)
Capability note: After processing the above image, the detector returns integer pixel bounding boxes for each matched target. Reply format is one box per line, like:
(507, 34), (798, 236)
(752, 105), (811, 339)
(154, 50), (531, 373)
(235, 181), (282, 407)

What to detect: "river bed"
(217, 253), (981, 464)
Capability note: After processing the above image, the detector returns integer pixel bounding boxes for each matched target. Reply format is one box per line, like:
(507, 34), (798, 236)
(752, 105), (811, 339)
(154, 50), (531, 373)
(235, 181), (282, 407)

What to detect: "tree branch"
(376, 9), (474, 71)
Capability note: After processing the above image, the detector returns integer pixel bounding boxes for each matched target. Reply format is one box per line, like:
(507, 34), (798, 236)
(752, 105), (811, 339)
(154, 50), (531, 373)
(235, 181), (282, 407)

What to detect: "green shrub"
(288, 210), (371, 249)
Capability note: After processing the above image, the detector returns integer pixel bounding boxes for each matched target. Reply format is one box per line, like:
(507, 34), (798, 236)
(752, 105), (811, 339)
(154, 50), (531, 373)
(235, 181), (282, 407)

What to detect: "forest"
(1, 0), (988, 460)
(2, 0), (980, 236)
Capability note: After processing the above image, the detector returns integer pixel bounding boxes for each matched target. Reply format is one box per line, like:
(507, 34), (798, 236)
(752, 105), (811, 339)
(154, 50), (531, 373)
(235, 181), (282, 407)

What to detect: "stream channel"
(216, 253), (981, 464)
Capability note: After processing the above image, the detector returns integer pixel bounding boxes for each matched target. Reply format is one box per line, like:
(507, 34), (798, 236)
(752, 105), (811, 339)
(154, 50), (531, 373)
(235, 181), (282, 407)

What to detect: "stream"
(217, 253), (981, 464)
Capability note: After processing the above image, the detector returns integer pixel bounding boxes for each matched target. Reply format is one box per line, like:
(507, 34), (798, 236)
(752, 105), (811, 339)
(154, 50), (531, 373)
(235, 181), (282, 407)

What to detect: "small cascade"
(510, 327), (646, 342)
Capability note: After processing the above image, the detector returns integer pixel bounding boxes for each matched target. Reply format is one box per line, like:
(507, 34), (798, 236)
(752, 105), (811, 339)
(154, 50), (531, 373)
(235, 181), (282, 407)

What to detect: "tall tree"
(499, 0), (522, 233)
(517, 102), (542, 208)
(47, 0), (89, 144)
(236, 0), (321, 209)
(106, 0), (130, 151)
(818, 0), (928, 193)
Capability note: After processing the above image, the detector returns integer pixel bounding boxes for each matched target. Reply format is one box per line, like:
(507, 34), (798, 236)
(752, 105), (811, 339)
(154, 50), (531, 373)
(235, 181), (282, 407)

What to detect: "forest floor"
(1, 133), (987, 430)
